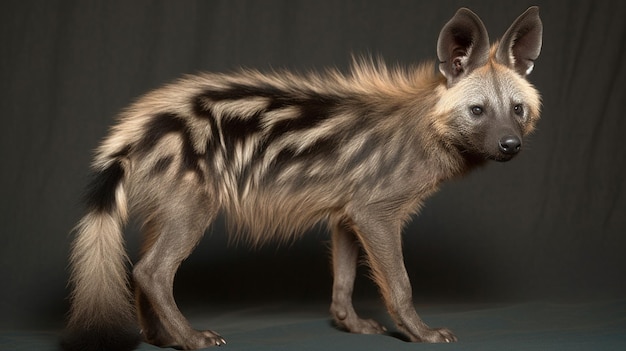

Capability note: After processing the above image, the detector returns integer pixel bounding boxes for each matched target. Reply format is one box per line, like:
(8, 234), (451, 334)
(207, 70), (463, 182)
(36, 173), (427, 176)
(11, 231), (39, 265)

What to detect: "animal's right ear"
(437, 8), (490, 87)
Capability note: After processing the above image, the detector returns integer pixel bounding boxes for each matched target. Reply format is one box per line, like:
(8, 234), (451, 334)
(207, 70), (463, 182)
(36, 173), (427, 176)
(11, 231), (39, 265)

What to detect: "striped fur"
(94, 60), (469, 245)
(62, 7), (543, 350)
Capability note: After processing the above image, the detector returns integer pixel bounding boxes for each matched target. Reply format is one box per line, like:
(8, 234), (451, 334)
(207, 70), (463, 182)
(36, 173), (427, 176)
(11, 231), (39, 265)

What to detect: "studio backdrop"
(1, 0), (625, 329)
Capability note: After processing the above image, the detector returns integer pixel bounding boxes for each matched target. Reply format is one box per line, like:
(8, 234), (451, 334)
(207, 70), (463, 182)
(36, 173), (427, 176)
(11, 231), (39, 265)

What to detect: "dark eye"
(513, 104), (524, 116)
(470, 105), (484, 116)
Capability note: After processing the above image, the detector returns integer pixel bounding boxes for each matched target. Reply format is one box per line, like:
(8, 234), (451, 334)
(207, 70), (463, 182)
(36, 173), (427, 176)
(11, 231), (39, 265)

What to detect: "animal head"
(436, 7), (543, 162)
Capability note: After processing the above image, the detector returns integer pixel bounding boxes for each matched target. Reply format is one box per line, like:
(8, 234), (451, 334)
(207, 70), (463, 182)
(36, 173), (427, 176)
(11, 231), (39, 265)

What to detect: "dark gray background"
(1, 0), (625, 330)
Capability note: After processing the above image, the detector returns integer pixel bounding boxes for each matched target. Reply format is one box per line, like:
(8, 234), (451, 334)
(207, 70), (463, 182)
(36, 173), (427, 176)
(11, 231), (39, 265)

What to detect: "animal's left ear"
(495, 6), (543, 76)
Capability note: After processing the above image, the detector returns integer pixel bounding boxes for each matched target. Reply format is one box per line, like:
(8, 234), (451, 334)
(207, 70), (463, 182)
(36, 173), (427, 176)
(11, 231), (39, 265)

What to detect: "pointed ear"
(437, 8), (490, 86)
(495, 6), (543, 76)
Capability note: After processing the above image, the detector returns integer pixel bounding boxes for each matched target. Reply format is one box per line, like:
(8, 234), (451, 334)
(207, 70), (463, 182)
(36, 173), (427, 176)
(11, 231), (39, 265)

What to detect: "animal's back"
(95, 61), (448, 244)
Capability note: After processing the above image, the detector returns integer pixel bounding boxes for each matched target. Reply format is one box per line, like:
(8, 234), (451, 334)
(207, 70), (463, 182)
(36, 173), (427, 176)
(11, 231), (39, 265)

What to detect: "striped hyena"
(62, 7), (542, 351)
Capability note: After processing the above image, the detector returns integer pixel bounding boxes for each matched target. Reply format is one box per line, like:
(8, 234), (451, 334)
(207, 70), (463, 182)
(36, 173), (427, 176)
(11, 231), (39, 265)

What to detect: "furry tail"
(61, 160), (141, 351)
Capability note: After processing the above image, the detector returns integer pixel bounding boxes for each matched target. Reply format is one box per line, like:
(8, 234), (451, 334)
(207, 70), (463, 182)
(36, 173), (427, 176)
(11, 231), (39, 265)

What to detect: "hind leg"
(132, 184), (225, 349)
(330, 218), (387, 334)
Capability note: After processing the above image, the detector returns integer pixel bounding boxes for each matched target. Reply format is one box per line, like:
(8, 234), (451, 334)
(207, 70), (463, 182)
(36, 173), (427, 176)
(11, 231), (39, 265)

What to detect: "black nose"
(499, 135), (521, 155)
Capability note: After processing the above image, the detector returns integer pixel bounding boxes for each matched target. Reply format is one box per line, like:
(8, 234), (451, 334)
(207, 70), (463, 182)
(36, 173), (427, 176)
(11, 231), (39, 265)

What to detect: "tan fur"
(66, 196), (132, 329)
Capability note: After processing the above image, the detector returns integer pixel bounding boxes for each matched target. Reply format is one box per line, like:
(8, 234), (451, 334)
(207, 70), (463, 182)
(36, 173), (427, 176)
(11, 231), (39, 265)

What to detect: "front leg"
(330, 218), (386, 335)
(349, 214), (457, 343)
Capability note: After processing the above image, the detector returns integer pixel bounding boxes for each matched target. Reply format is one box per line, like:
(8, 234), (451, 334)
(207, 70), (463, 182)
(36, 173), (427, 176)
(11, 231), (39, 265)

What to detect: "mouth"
(489, 153), (516, 162)
(456, 145), (517, 163)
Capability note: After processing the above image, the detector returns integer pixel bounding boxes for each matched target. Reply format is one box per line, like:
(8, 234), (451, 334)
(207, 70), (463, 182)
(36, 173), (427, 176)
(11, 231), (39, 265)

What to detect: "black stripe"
(150, 155), (174, 176)
(220, 115), (263, 147)
(219, 115), (263, 168)
(191, 83), (283, 122)
(201, 82), (333, 115)
(196, 83), (287, 103)
(194, 82), (340, 119)
(192, 91), (264, 158)
(136, 113), (205, 181)
(265, 137), (339, 180)
(135, 113), (187, 153)
(191, 94), (214, 119)
(194, 84), (340, 156)
(266, 96), (338, 140)
(84, 161), (125, 213)
(192, 84), (344, 189)
(201, 108), (221, 155)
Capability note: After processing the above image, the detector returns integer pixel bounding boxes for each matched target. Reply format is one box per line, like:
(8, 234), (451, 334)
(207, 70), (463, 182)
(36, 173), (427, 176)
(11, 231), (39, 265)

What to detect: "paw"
(194, 330), (227, 348)
(334, 316), (387, 335)
(148, 329), (226, 349)
(419, 327), (457, 343)
(176, 330), (226, 349)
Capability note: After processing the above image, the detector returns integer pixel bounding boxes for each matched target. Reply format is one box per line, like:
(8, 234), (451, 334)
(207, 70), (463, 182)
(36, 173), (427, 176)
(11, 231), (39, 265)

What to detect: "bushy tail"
(61, 160), (141, 351)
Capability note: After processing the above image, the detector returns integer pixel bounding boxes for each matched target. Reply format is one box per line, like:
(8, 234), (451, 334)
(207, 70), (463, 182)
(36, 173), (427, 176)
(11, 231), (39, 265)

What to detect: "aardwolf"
(62, 6), (542, 350)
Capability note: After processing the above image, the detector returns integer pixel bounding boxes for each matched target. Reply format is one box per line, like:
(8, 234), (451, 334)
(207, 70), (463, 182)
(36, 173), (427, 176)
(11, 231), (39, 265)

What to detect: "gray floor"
(2, 299), (625, 351)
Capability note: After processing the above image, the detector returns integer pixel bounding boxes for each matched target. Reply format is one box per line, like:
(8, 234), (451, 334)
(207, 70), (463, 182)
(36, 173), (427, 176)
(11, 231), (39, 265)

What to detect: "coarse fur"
(62, 7), (543, 350)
